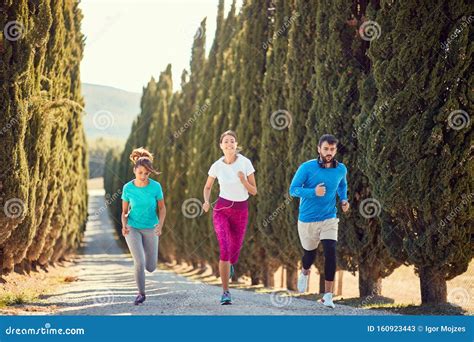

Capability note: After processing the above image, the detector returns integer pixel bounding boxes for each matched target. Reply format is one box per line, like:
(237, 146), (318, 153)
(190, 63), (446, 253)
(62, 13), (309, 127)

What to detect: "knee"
(145, 264), (156, 273)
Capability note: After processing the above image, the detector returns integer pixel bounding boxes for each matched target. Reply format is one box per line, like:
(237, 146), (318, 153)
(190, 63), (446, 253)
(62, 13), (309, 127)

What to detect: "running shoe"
(321, 292), (335, 308)
(297, 270), (309, 293)
(220, 291), (232, 305)
(230, 264), (235, 279)
(134, 293), (146, 305)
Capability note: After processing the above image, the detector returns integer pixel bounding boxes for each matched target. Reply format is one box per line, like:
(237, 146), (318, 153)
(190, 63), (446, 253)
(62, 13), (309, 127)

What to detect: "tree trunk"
(210, 260), (220, 277)
(251, 273), (261, 285)
(419, 266), (447, 304)
(319, 271), (325, 294)
(286, 265), (298, 290)
(358, 263), (382, 297)
(335, 270), (343, 296)
(0, 248), (3, 278)
(263, 263), (275, 287)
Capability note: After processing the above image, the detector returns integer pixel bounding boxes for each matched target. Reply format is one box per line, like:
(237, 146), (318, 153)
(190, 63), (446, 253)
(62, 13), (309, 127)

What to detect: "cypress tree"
(233, 0), (271, 284)
(0, 0), (87, 273)
(358, 0), (473, 303)
(258, 0), (295, 288)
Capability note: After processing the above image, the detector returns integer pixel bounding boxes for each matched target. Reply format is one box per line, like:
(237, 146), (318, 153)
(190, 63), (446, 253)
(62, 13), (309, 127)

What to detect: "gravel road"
(40, 189), (393, 316)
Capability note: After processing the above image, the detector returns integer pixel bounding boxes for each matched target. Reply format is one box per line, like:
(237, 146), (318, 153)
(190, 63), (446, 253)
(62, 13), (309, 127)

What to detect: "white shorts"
(297, 218), (339, 251)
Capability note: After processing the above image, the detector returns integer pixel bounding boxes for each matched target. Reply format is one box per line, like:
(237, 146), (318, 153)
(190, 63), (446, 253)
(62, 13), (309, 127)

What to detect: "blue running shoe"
(134, 293), (146, 305)
(220, 291), (232, 305)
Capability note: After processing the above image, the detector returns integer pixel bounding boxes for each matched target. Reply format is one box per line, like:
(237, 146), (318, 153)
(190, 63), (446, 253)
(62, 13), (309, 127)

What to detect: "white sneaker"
(297, 271), (309, 293)
(321, 292), (335, 308)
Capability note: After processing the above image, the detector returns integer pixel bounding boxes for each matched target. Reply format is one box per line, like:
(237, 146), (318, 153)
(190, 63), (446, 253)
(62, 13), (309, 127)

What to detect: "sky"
(79, 0), (241, 93)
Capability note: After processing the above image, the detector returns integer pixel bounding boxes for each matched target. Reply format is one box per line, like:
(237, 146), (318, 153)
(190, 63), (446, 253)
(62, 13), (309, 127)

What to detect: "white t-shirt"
(208, 154), (255, 201)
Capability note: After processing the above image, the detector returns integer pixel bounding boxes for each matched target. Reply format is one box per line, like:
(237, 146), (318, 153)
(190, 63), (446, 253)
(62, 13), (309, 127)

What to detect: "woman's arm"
(202, 176), (215, 212)
(155, 199), (166, 236)
(238, 172), (257, 196)
(121, 201), (130, 236)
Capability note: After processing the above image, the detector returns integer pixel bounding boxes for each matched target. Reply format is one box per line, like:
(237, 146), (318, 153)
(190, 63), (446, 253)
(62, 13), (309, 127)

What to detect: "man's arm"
(289, 164), (316, 199)
(337, 166), (350, 212)
(337, 167), (348, 202)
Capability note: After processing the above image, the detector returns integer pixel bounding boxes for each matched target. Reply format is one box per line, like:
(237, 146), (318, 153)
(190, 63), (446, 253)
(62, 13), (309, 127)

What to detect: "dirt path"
(38, 188), (393, 315)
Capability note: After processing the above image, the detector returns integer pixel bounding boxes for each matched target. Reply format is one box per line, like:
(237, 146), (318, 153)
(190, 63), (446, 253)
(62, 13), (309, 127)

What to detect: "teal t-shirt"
(121, 178), (164, 229)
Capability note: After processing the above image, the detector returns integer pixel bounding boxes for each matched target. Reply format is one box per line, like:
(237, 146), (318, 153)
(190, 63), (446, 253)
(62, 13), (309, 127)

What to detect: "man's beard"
(321, 154), (334, 163)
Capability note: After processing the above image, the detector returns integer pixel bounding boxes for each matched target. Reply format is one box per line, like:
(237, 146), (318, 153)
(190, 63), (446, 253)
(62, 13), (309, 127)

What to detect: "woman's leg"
(141, 229), (159, 273)
(213, 210), (231, 291)
(228, 207), (249, 265)
(125, 227), (146, 294)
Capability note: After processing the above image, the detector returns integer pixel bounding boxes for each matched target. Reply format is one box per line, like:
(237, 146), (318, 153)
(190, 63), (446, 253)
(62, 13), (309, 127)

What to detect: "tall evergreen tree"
(234, 0), (271, 284)
(258, 0), (295, 288)
(358, 0), (473, 303)
(0, 0), (87, 273)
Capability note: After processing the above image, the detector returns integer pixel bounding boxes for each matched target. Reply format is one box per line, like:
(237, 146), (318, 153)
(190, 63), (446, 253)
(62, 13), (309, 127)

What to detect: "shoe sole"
(321, 300), (335, 308)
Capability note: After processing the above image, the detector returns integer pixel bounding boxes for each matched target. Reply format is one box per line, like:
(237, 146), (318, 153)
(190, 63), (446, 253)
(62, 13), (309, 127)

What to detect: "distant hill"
(81, 83), (141, 142)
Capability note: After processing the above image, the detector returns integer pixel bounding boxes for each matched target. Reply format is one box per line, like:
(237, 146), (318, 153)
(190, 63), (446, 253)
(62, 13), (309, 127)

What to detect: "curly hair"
(129, 147), (161, 175)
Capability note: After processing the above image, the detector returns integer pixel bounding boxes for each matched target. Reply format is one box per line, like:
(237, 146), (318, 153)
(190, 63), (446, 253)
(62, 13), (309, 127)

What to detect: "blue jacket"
(289, 159), (348, 222)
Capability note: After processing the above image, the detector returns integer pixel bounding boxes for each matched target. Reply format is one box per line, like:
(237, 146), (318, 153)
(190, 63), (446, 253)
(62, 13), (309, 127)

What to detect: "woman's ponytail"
(129, 147), (161, 175)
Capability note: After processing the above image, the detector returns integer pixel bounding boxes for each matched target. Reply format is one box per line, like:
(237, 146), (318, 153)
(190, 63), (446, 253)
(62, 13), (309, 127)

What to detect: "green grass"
(335, 296), (468, 315)
(0, 292), (37, 308)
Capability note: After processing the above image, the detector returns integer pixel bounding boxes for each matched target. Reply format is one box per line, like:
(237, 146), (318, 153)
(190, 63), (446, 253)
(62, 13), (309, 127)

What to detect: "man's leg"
(301, 248), (317, 275)
(298, 220), (320, 274)
(321, 239), (337, 293)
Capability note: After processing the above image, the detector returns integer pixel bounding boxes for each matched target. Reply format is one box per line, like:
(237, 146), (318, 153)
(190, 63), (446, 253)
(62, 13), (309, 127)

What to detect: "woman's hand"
(122, 225), (130, 236)
(238, 171), (247, 184)
(154, 223), (162, 236)
(202, 201), (210, 213)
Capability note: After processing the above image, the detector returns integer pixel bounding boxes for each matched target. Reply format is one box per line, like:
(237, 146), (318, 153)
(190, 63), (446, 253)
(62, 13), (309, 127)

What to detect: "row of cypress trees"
(0, 0), (88, 275)
(104, 0), (472, 303)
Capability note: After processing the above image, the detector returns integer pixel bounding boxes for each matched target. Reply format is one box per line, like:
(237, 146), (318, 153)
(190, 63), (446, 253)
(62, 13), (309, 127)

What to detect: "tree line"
(0, 0), (88, 275)
(104, 0), (472, 304)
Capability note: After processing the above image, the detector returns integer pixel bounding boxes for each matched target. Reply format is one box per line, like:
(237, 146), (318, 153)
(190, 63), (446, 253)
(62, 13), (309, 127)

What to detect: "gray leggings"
(125, 227), (159, 294)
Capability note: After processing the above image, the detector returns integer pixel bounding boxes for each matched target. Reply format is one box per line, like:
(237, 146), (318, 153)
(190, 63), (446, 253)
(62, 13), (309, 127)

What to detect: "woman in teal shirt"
(121, 147), (166, 305)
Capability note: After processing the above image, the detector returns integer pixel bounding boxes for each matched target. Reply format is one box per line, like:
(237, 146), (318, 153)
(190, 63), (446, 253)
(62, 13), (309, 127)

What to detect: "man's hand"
(341, 200), (350, 212)
(154, 223), (162, 236)
(315, 183), (326, 197)
(122, 225), (130, 236)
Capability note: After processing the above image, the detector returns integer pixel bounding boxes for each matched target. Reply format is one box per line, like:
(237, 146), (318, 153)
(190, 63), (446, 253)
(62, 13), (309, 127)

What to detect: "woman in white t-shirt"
(202, 130), (257, 305)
